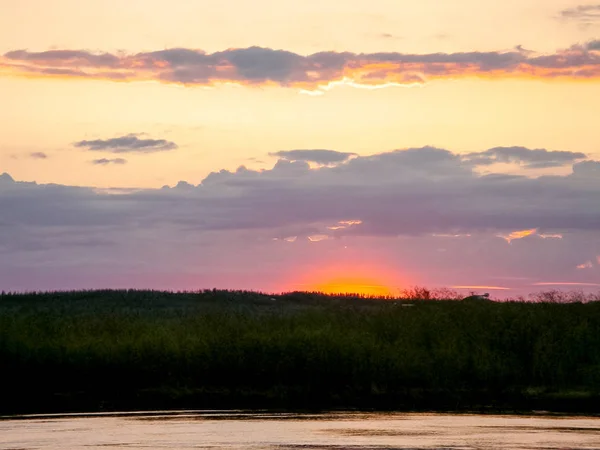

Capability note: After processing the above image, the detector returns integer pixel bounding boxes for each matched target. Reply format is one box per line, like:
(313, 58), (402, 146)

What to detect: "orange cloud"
(497, 228), (564, 243)
(452, 285), (511, 291)
(2, 41), (600, 92)
(498, 228), (538, 243)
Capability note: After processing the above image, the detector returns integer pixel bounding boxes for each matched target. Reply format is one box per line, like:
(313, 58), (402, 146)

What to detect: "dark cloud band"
(74, 134), (178, 153)
(1, 146), (599, 237)
(2, 41), (600, 91)
(463, 147), (587, 169)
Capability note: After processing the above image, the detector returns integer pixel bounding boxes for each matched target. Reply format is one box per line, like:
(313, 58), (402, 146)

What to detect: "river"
(2, 411), (600, 449)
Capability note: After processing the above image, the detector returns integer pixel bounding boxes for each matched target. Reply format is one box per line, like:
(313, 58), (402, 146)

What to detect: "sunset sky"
(1, 0), (600, 296)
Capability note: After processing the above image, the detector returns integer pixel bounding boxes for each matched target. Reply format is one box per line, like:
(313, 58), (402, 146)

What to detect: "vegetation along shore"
(2, 289), (600, 416)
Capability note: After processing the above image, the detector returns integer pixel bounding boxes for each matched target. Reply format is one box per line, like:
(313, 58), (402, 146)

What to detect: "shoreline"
(5, 386), (600, 417)
(3, 402), (600, 420)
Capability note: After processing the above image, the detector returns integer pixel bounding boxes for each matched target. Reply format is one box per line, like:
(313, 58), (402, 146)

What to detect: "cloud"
(452, 285), (511, 291)
(497, 228), (538, 244)
(497, 229), (564, 244)
(572, 160), (600, 177)
(0, 172), (14, 184)
(539, 233), (563, 239)
(3, 49), (120, 66)
(380, 33), (402, 40)
(328, 220), (363, 230)
(270, 149), (357, 165)
(2, 146), (600, 292)
(2, 145), (600, 236)
(74, 134), (178, 153)
(307, 234), (329, 242)
(8, 152), (49, 160)
(91, 158), (127, 165)
(560, 5), (600, 25)
(464, 146), (587, 169)
(577, 260), (593, 269)
(2, 41), (600, 93)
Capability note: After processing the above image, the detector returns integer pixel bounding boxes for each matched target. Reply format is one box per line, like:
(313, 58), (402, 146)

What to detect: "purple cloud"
(463, 146), (587, 169)
(560, 5), (600, 24)
(2, 41), (600, 91)
(91, 158), (127, 165)
(270, 149), (357, 165)
(3, 145), (600, 235)
(1, 146), (600, 293)
(74, 134), (178, 154)
(4, 49), (120, 66)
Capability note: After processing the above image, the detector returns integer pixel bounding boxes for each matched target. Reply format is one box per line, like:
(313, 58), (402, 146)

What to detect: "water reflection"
(2, 411), (600, 450)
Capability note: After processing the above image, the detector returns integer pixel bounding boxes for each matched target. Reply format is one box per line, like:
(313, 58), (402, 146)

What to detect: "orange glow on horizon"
(288, 259), (407, 297)
(312, 277), (395, 296)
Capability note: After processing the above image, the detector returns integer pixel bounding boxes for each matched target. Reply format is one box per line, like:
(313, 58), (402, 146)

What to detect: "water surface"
(2, 411), (600, 449)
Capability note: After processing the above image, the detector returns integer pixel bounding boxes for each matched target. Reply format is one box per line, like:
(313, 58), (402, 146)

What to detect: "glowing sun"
(313, 277), (395, 296)
(285, 257), (407, 297)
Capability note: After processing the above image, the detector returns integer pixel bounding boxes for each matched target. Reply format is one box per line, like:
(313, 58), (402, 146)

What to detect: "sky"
(1, 0), (600, 296)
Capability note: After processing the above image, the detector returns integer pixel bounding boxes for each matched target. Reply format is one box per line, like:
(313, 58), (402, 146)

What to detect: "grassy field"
(2, 289), (600, 415)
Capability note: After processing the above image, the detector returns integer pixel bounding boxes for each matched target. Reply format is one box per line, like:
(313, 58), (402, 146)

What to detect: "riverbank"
(2, 289), (600, 415)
